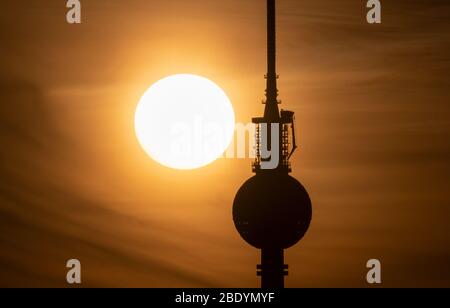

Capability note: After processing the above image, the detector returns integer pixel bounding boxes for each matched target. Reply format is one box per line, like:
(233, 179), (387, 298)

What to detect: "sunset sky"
(0, 0), (449, 287)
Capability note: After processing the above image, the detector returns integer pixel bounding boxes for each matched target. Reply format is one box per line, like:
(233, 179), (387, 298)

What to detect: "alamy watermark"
(366, 259), (382, 284)
(166, 119), (283, 170)
(66, 0), (81, 24)
(66, 259), (81, 284)
(65, 1), (381, 25)
(367, 1), (382, 24)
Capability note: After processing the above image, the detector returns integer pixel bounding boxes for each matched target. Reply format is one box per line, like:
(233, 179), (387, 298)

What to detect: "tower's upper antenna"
(264, 0), (280, 121)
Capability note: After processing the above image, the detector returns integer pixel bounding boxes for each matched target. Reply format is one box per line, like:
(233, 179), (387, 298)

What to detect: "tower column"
(258, 248), (286, 288)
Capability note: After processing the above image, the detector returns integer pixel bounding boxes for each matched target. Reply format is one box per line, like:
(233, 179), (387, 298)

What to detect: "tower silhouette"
(233, 0), (312, 289)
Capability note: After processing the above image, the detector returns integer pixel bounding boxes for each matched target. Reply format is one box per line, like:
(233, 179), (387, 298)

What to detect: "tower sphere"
(233, 173), (312, 250)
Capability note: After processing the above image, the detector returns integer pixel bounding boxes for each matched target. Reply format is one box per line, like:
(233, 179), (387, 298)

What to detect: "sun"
(135, 74), (235, 170)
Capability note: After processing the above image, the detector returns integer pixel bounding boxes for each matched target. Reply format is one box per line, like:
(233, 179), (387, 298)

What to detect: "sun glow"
(135, 74), (235, 170)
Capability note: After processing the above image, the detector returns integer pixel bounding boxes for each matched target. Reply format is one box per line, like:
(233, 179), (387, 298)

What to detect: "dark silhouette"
(233, 0), (312, 289)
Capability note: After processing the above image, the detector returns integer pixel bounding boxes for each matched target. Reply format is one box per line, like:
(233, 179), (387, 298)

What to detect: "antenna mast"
(264, 0), (280, 121)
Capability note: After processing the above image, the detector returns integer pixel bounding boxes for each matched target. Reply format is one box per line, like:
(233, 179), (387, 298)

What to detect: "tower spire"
(264, 0), (280, 121)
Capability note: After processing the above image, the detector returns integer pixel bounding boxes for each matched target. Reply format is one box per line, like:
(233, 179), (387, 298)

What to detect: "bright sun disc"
(135, 74), (235, 170)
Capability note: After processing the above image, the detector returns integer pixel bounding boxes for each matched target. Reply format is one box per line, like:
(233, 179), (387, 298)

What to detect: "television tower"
(233, 0), (312, 288)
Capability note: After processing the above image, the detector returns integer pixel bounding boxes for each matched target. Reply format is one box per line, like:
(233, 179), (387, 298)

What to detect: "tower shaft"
(258, 1), (286, 288)
(258, 248), (286, 288)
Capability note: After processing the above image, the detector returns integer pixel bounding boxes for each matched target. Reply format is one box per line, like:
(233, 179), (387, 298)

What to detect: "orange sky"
(0, 0), (449, 287)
